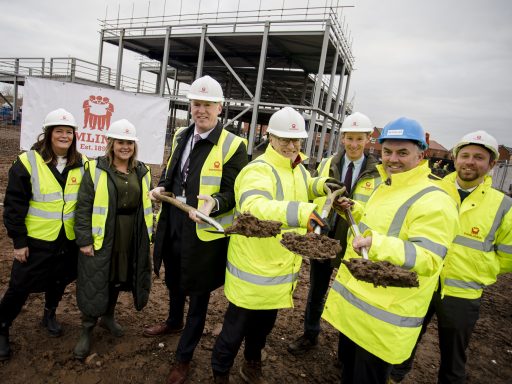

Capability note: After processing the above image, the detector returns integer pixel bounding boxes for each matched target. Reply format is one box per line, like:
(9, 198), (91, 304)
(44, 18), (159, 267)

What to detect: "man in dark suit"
(145, 75), (248, 384)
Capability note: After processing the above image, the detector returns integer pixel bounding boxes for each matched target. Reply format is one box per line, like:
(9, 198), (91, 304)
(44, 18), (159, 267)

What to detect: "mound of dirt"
(341, 258), (419, 288)
(225, 213), (282, 237)
(281, 232), (342, 260)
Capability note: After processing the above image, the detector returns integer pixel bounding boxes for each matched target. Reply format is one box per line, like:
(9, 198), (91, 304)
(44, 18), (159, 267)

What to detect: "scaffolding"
(1, 3), (355, 165)
(99, 4), (355, 164)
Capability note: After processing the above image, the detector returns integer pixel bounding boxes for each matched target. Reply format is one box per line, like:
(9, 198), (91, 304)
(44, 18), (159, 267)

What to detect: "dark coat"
(3, 153), (83, 292)
(74, 156), (152, 317)
(315, 150), (380, 267)
(153, 121), (248, 294)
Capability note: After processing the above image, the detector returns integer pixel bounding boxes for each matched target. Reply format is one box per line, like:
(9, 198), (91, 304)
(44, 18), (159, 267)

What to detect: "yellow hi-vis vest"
(322, 161), (459, 364)
(438, 172), (512, 299)
(315, 156), (381, 207)
(88, 160), (153, 250)
(166, 127), (247, 241)
(19, 150), (85, 241)
(224, 145), (328, 309)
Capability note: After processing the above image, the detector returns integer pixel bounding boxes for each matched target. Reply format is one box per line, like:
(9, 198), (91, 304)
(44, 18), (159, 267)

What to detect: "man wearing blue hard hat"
(321, 117), (460, 384)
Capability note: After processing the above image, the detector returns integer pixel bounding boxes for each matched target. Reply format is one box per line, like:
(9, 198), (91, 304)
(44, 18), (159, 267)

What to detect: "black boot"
(41, 307), (62, 337)
(99, 289), (123, 337)
(0, 325), (11, 361)
(74, 315), (96, 360)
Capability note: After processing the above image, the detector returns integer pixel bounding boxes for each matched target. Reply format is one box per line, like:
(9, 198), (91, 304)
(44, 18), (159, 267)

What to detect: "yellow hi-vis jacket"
(322, 161), (459, 364)
(438, 172), (512, 299)
(19, 150), (86, 241)
(165, 127), (247, 241)
(224, 144), (329, 309)
(88, 160), (153, 250)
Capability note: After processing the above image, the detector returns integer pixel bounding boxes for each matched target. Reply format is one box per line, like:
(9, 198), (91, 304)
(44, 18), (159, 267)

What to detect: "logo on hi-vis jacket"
(67, 176), (79, 186)
(464, 226), (482, 239)
(361, 180), (374, 190)
(209, 161), (222, 171)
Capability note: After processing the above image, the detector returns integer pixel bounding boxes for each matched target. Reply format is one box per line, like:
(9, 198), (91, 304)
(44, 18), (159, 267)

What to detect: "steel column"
(115, 29), (125, 90)
(334, 71), (352, 150)
(247, 21), (270, 160)
(12, 59), (19, 124)
(196, 25), (207, 79)
(97, 29), (104, 82)
(327, 61), (346, 154)
(159, 26), (171, 96)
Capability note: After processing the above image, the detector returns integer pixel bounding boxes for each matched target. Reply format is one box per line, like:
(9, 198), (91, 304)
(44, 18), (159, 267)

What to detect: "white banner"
(21, 77), (168, 164)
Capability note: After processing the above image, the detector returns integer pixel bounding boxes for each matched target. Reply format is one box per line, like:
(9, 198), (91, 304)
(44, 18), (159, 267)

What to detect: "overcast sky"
(2, 0), (512, 148)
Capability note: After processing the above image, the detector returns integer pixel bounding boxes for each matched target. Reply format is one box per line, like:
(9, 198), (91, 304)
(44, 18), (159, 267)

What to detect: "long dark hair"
(31, 125), (81, 166)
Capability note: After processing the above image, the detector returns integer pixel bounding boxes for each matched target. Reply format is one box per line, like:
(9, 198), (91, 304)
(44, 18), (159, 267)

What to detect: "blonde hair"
(105, 138), (138, 169)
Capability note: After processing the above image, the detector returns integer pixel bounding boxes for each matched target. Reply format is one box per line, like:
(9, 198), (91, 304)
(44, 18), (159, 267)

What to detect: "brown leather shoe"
(143, 322), (184, 337)
(166, 362), (190, 384)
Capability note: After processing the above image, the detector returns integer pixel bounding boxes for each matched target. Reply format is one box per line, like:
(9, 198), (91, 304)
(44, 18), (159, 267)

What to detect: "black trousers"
(211, 302), (278, 375)
(304, 259), (334, 340)
(338, 332), (392, 384)
(0, 237), (76, 329)
(163, 229), (211, 363)
(391, 289), (481, 384)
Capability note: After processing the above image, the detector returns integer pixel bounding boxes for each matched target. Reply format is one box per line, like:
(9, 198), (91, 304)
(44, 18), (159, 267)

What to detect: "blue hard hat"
(378, 117), (428, 150)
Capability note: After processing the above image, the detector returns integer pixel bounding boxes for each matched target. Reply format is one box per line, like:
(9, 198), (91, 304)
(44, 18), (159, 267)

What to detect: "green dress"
(109, 167), (141, 289)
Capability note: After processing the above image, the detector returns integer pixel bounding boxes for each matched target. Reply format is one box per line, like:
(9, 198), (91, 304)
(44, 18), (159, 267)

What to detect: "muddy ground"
(1, 125), (511, 383)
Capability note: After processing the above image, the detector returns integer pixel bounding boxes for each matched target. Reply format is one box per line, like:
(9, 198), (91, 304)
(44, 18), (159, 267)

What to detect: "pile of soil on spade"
(341, 258), (419, 288)
(281, 232), (342, 260)
(224, 213), (282, 237)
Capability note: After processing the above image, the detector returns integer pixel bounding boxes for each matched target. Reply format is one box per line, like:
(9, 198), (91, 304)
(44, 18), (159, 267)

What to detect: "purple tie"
(182, 134), (201, 181)
(344, 162), (354, 194)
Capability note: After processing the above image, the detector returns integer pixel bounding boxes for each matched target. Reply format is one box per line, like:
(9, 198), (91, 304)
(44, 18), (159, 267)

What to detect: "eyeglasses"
(273, 137), (302, 146)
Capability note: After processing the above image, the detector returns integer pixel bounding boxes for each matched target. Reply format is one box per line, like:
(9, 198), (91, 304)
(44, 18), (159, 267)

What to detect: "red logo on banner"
(82, 95), (114, 131)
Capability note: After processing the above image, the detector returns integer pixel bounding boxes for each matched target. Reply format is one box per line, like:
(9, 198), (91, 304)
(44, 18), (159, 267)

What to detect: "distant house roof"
(499, 145), (512, 154)
(428, 140), (448, 151)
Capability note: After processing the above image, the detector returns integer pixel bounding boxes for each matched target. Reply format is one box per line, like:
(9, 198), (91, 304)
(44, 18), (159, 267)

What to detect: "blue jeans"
(303, 259), (334, 339)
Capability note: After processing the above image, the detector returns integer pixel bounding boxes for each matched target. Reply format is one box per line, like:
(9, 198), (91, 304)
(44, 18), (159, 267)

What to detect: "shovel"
(314, 186), (347, 234)
(153, 191), (225, 233)
(344, 208), (369, 259)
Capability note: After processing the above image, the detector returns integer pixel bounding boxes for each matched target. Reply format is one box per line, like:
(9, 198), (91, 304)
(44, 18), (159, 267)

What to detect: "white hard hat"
(453, 130), (499, 159)
(266, 107), (308, 139)
(340, 112), (373, 133)
(106, 119), (139, 141)
(186, 75), (224, 102)
(43, 108), (77, 130)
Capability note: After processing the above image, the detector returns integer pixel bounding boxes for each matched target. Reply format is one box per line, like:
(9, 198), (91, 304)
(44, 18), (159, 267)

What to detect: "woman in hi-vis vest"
(73, 119), (153, 360)
(0, 108), (86, 361)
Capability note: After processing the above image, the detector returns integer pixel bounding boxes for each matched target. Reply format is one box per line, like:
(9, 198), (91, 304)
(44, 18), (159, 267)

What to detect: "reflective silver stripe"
(222, 132), (236, 161)
(93, 165), (102, 192)
(331, 280), (423, 328)
(251, 160), (284, 200)
(298, 164), (309, 194)
(227, 260), (299, 286)
(63, 212), (75, 220)
(353, 193), (370, 203)
(64, 193), (78, 201)
(27, 206), (62, 219)
(402, 241), (416, 269)
(358, 222), (370, 233)
(92, 206), (107, 215)
(496, 244), (512, 253)
(444, 278), (485, 290)
(375, 177), (382, 185)
(27, 151), (63, 202)
(387, 186), (441, 236)
(198, 214), (234, 229)
(143, 172), (151, 191)
(239, 189), (273, 208)
(317, 158), (330, 176)
(201, 175), (221, 186)
(147, 226), (153, 235)
(409, 237), (447, 259)
(453, 236), (490, 252)
(92, 227), (103, 235)
(286, 201), (300, 227)
(79, 166), (85, 177)
(312, 177), (322, 197)
(144, 207), (153, 216)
